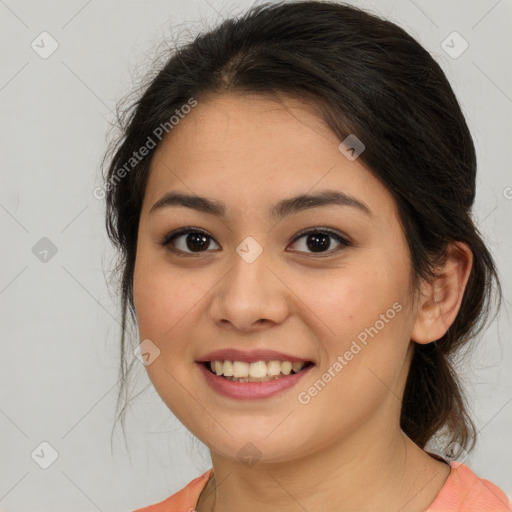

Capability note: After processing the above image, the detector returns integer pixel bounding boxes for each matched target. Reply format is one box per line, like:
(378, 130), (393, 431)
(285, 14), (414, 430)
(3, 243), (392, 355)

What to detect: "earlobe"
(410, 242), (473, 345)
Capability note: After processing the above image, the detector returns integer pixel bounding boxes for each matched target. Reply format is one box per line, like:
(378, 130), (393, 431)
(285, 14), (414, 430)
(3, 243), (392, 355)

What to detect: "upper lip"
(196, 349), (313, 364)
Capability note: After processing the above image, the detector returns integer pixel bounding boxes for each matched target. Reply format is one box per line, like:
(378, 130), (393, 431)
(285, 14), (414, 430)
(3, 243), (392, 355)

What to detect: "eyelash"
(160, 226), (351, 256)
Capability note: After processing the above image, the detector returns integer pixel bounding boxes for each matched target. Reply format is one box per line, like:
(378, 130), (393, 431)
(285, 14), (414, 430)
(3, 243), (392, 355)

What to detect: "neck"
(197, 423), (451, 512)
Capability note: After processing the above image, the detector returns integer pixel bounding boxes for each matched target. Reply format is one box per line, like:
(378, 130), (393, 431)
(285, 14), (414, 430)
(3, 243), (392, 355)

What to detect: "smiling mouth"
(202, 360), (315, 383)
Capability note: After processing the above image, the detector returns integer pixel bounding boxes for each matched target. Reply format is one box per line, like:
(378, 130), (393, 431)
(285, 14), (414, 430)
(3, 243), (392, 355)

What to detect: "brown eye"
(161, 228), (220, 254)
(161, 226), (350, 256)
(288, 228), (350, 255)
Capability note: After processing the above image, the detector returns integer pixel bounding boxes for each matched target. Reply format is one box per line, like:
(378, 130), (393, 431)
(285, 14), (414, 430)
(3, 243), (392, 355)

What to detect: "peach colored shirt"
(133, 462), (512, 512)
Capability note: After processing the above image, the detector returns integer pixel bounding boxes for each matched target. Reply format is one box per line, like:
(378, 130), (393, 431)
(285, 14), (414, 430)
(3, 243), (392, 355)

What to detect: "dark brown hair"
(101, 0), (502, 458)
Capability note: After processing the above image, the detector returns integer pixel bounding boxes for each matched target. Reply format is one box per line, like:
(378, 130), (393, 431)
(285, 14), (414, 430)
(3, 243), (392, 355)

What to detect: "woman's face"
(133, 93), (422, 464)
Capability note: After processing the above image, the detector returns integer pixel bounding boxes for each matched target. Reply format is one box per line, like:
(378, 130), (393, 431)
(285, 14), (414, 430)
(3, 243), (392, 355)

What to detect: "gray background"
(1, 0), (511, 510)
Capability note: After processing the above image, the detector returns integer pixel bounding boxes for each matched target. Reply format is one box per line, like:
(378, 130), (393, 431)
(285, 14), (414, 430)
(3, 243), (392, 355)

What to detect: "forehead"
(142, 93), (398, 223)
(158, 92), (340, 159)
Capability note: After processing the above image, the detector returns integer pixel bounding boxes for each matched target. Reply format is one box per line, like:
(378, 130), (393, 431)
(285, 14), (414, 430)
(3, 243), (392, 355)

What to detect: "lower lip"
(197, 362), (314, 400)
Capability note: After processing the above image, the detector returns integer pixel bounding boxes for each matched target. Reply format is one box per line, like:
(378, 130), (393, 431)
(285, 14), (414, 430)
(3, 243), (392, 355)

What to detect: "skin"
(132, 93), (473, 512)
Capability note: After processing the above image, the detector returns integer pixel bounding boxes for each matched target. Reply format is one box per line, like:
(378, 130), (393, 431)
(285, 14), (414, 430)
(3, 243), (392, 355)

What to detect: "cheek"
(133, 254), (210, 343)
(298, 262), (405, 342)
(132, 258), (209, 408)
(296, 260), (410, 394)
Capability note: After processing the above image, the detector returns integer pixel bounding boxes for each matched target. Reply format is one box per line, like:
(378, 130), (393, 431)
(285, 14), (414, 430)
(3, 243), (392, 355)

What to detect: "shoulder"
(132, 468), (214, 512)
(426, 461), (512, 512)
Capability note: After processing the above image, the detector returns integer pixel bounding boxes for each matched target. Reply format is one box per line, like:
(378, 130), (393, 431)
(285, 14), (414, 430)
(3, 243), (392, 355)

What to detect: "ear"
(410, 242), (473, 344)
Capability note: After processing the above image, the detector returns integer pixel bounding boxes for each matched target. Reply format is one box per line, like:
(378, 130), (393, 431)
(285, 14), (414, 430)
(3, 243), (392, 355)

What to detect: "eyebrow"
(149, 189), (372, 219)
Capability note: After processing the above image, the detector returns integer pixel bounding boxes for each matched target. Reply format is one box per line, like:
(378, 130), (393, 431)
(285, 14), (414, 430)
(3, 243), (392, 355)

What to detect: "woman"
(101, 1), (511, 510)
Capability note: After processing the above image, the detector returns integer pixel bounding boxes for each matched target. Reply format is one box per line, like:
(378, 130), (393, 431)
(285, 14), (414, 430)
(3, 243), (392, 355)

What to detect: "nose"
(208, 250), (291, 332)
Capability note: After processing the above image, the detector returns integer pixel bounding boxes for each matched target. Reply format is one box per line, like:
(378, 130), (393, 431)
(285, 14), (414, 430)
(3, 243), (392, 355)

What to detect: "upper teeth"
(209, 360), (307, 378)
